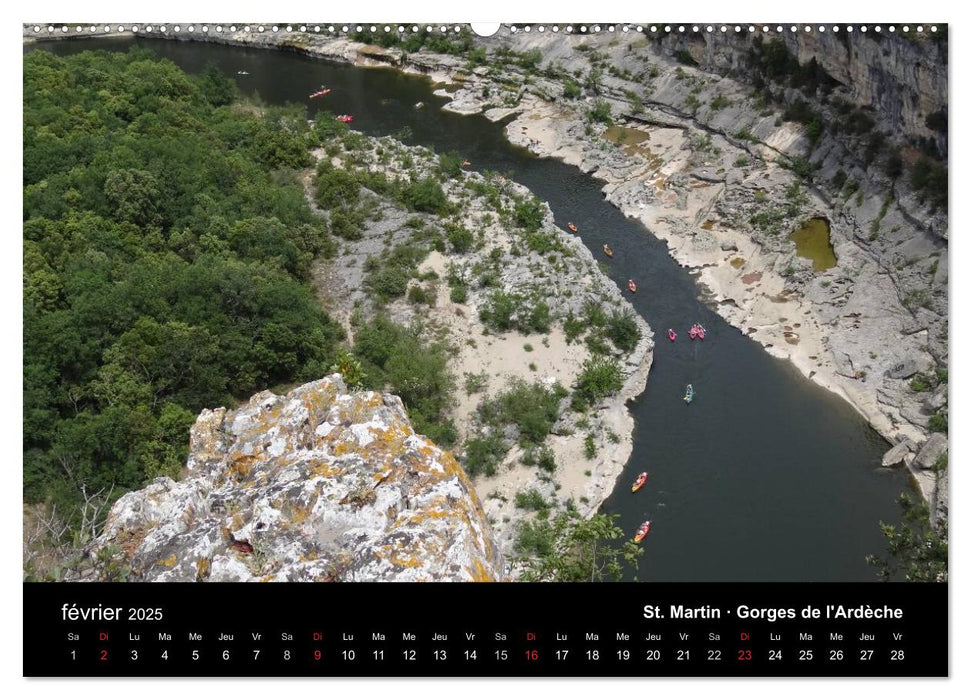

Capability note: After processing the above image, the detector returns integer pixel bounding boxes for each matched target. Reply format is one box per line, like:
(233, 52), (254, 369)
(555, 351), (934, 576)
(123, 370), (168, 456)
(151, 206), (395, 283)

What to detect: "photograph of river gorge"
(22, 24), (948, 584)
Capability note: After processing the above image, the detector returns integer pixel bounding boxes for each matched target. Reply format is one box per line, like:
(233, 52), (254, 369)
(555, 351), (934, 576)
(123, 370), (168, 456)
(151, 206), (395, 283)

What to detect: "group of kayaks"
(630, 471), (652, 542)
(563, 222), (710, 543)
(671, 325), (705, 406)
(308, 86), (355, 123)
(666, 323), (707, 343)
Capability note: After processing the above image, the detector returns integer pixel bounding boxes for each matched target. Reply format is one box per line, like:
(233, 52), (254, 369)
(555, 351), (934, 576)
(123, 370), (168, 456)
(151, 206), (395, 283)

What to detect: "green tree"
(867, 492), (948, 582)
(402, 176), (450, 214)
(515, 507), (644, 581)
(573, 356), (624, 409)
(103, 169), (163, 228)
(513, 196), (545, 232)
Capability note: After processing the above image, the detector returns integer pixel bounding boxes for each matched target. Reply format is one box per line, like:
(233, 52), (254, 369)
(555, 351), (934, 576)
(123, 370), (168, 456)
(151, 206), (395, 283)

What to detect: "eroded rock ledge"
(86, 376), (505, 582)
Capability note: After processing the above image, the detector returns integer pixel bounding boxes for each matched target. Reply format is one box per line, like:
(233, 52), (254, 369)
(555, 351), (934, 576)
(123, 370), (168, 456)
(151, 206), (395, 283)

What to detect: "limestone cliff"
(660, 30), (947, 148)
(86, 376), (505, 582)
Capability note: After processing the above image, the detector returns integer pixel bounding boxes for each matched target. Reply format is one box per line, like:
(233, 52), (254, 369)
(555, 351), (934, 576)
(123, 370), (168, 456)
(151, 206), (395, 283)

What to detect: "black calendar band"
(24, 582), (947, 677)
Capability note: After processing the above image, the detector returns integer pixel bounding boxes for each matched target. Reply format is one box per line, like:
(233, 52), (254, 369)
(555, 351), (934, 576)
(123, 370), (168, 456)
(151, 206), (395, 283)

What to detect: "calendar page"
(21, 10), (949, 680)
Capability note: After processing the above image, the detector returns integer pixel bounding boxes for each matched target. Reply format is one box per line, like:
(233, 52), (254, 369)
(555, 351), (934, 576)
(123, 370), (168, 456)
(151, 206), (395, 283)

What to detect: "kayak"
(309, 88), (332, 98)
(633, 520), (652, 543)
(567, 222), (578, 232)
(336, 114), (354, 123)
(628, 280), (637, 293)
(667, 329), (677, 342)
(461, 160), (471, 167)
(631, 472), (649, 492)
(689, 323), (707, 340)
(237, 70), (250, 76)
(683, 384), (694, 403)
(603, 244), (614, 258)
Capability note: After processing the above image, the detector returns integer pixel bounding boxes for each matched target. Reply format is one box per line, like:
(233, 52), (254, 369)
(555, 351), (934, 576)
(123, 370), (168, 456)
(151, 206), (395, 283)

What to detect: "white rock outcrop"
(87, 376), (505, 582)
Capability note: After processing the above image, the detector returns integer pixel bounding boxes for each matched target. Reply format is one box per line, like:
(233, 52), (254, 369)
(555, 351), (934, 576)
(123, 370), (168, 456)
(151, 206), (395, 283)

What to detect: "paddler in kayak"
(633, 520), (651, 543)
(683, 383), (694, 403)
(628, 280), (637, 293)
(631, 472), (649, 492)
(567, 222), (578, 232)
(603, 243), (614, 258)
(667, 329), (677, 342)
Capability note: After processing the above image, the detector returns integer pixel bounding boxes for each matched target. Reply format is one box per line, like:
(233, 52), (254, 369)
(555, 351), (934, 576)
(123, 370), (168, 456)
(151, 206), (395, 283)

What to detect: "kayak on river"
(633, 520), (652, 543)
(603, 244), (614, 258)
(462, 160), (471, 167)
(628, 279), (637, 293)
(336, 114), (354, 123)
(689, 323), (706, 340)
(567, 222), (578, 232)
(631, 472), (649, 492)
(668, 328), (677, 342)
(309, 87), (332, 98)
(684, 384), (694, 403)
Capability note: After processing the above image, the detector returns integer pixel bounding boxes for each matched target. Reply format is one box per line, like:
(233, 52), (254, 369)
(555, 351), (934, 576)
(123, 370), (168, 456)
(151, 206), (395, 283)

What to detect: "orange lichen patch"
(297, 551), (319, 562)
(334, 393), (387, 424)
(730, 257), (746, 269)
(195, 557), (211, 581)
(769, 294), (789, 303)
(399, 508), (453, 527)
(389, 551), (424, 569)
(653, 176), (667, 190)
(701, 219), (716, 230)
(111, 533), (147, 563)
(741, 271), (763, 284)
(359, 421), (415, 457)
(310, 460), (343, 478)
(468, 558), (496, 582)
(231, 513), (246, 530)
(283, 498), (317, 525)
(159, 554), (178, 568)
(228, 455), (259, 481)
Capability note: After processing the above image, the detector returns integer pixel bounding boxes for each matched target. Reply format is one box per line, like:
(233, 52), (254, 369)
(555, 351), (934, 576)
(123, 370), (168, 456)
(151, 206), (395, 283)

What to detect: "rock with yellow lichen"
(85, 375), (505, 582)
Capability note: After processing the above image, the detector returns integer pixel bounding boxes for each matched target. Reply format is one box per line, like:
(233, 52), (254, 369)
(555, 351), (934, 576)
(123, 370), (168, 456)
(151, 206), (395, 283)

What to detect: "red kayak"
(633, 520), (652, 543)
(567, 222), (578, 232)
(667, 329), (677, 342)
(631, 472), (649, 493)
(309, 87), (332, 99)
(335, 114), (354, 123)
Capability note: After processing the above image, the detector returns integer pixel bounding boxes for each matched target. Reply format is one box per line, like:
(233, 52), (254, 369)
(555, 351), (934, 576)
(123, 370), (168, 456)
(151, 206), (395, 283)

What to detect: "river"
(28, 36), (913, 581)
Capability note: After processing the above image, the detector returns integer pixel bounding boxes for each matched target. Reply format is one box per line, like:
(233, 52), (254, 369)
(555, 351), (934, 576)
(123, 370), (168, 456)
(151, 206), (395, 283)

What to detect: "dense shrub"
(606, 311), (640, 352)
(464, 433), (507, 477)
(513, 196), (546, 233)
(401, 176), (450, 214)
(573, 356), (624, 409)
(478, 379), (567, 446)
(445, 222), (474, 253)
(353, 316), (456, 445)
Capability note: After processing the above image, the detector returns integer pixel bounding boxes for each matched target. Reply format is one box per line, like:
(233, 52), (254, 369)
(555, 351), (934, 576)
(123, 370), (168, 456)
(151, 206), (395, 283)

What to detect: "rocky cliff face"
(86, 376), (505, 581)
(661, 30), (947, 148)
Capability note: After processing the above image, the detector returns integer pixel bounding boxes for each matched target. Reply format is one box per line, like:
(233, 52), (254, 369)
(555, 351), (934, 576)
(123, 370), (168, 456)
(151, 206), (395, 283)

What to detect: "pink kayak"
(668, 329), (677, 342)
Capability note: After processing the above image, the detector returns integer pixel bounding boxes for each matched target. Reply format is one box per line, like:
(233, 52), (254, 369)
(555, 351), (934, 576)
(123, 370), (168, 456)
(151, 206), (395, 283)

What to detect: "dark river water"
(29, 37), (912, 581)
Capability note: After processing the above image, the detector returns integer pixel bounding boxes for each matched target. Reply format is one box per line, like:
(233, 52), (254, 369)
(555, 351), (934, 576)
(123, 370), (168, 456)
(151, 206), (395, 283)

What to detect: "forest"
(24, 47), (346, 525)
